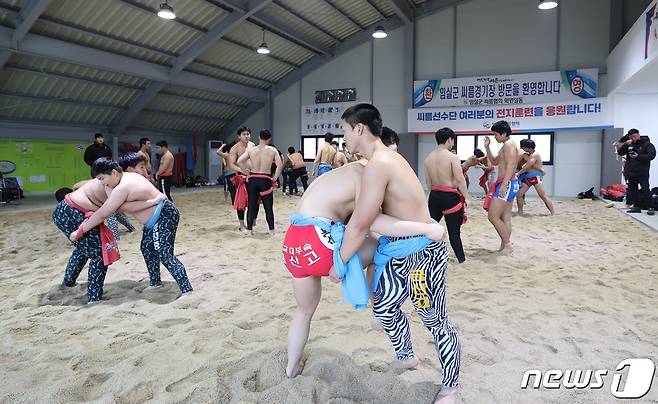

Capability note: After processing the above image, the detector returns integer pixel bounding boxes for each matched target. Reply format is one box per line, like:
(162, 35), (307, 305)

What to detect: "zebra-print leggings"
(373, 239), (461, 388)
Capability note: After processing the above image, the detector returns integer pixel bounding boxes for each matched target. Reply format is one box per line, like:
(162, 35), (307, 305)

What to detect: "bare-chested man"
(312, 132), (337, 177)
(237, 129), (283, 235)
(53, 173), (162, 303)
(381, 127), (400, 151)
(282, 160), (446, 378)
(225, 127), (255, 230)
(70, 158), (193, 296)
(217, 140), (237, 203)
(331, 141), (348, 168)
(285, 146), (308, 195)
(138, 137), (152, 179)
(483, 120), (521, 252)
(155, 140), (175, 201)
(424, 128), (471, 264)
(516, 139), (555, 215)
(337, 104), (461, 404)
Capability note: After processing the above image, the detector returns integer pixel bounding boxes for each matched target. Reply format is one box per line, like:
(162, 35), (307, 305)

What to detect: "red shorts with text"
(282, 224), (335, 278)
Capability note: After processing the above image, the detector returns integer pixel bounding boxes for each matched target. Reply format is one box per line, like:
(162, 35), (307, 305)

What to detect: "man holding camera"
(617, 129), (656, 214)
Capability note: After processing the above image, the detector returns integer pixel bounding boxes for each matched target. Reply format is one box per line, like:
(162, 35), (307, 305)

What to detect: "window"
(455, 132), (554, 165)
(301, 135), (344, 161)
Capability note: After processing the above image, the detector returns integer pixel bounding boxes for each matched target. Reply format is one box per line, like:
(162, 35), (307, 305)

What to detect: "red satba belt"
(431, 186), (467, 224)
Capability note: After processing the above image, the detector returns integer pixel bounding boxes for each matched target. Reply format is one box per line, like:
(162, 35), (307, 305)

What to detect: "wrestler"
(338, 104), (461, 404)
(483, 120), (521, 252)
(311, 132), (337, 177)
(285, 146), (308, 194)
(226, 127), (255, 230)
(69, 158), (193, 296)
(52, 178), (160, 303)
(516, 139), (555, 215)
(283, 160), (446, 378)
(424, 127), (471, 263)
(331, 141), (348, 168)
(237, 130), (283, 235)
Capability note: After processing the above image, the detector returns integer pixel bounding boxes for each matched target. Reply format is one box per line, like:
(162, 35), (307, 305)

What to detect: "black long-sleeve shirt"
(617, 136), (656, 177)
(83, 143), (112, 167)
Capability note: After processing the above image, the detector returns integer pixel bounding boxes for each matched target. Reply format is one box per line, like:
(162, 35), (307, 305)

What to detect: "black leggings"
(247, 176), (274, 230)
(225, 173), (245, 221)
(159, 175), (173, 201)
(290, 167), (309, 193)
(428, 190), (465, 263)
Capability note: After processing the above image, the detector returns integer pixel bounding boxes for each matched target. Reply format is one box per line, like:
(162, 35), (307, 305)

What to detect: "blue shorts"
(317, 163), (332, 177)
(494, 179), (521, 202)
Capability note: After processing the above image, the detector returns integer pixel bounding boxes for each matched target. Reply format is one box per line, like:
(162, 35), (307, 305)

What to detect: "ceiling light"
(157, 2), (176, 19)
(538, 0), (558, 10)
(256, 28), (270, 54)
(372, 25), (387, 39)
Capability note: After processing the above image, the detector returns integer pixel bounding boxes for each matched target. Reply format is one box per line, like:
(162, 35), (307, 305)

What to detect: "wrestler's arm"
(370, 214), (445, 241)
(121, 193), (167, 211)
(272, 150), (284, 180)
(484, 137), (499, 164)
(311, 145), (322, 175)
(77, 185), (129, 234)
(236, 149), (251, 173)
(452, 156), (471, 206)
(339, 161), (387, 263)
(519, 154), (539, 174)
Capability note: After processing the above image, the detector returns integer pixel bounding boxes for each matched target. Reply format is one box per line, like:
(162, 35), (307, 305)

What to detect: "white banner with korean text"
(408, 97), (612, 134)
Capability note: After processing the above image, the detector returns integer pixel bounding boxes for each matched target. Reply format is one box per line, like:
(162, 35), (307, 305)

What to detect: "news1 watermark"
(521, 359), (656, 399)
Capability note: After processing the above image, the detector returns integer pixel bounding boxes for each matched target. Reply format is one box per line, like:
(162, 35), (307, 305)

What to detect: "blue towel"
(372, 235), (434, 293)
(290, 214), (369, 310)
(143, 200), (165, 230)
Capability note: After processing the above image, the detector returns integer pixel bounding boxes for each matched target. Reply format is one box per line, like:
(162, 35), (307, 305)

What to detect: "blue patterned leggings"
(141, 201), (193, 293)
(373, 240), (461, 388)
(52, 201), (108, 302)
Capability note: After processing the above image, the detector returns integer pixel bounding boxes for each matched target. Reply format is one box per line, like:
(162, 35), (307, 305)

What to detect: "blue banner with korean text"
(413, 69), (598, 108)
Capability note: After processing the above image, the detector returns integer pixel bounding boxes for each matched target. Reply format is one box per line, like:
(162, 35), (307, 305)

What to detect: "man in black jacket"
(84, 133), (112, 167)
(617, 128), (656, 214)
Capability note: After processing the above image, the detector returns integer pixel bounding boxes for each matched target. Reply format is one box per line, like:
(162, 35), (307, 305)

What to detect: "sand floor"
(1, 189), (657, 403)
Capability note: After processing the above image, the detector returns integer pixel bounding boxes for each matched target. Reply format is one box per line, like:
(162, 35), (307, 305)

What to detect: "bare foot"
(178, 291), (193, 299)
(286, 362), (302, 378)
(393, 356), (419, 369)
(434, 386), (457, 404)
(268, 230), (276, 236)
(371, 315), (385, 331)
(241, 228), (252, 236)
(146, 284), (163, 290)
(498, 242), (513, 254)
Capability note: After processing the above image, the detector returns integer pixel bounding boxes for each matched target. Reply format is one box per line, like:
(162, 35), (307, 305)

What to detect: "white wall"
(234, 0), (613, 196)
(611, 93), (658, 186)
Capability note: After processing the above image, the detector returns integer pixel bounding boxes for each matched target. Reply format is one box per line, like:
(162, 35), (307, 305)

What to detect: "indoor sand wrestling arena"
(1, 0), (658, 403)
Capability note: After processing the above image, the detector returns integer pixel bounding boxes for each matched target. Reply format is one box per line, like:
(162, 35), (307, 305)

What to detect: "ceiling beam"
(4, 63), (244, 108)
(141, 108), (230, 123)
(0, 0), (50, 69)
(323, 0), (364, 30)
(205, 0), (333, 56)
(114, 0), (299, 69)
(0, 90), (126, 110)
(271, 1), (340, 42)
(0, 4), (275, 87)
(0, 26), (267, 102)
(218, 101), (264, 138)
(388, 0), (414, 24)
(110, 0), (273, 135)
